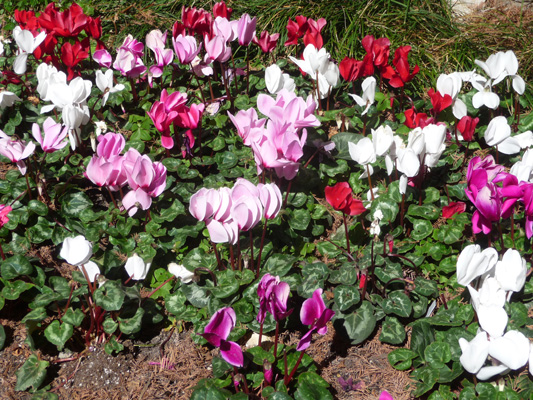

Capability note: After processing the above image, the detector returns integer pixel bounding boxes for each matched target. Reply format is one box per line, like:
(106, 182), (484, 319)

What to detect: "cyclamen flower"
(297, 289), (335, 351)
(0, 204), (12, 227)
(124, 253), (150, 280)
(60, 235), (92, 266)
(325, 182), (366, 216)
(0, 131), (36, 175)
(201, 307), (243, 367)
(257, 274), (292, 323)
(32, 117), (68, 153)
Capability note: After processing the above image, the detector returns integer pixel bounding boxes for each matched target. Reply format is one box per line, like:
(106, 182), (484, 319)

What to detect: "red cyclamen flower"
(457, 116), (479, 142)
(428, 88), (452, 116)
(381, 45), (419, 88)
(325, 182), (366, 216)
(253, 31), (280, 54)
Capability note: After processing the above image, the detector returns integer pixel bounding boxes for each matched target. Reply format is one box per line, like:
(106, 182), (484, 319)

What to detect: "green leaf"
(414, 277), (438, 297)
(382, 291), (412, 318)
(423, 187), (441, 204)
(328, 263), (357, 285)
(380, 316), (406, 344)
(118, 308), (145, 335)
(334, 285), (360, 312)
(22, 307), (48, 323)
(289, 208), (311, 231)
(60, 192), (93, 218)
(294, 380), (333, 400)
(1, 255), (33, 279)
(424, 342), (452, 369)
(410, 219), (433, 241)
(344, 301), (376, 344)
(181, 283), (209, 308)
(410, 320), (435, 359)
(214, 151), (238, 169)
(211, 270), (240, 299)
(44, 321), (73, 351)
(15, 354), (49, 391)
(246, 346), (275, 365)
(408, 204), (441, 220)
(263, 254), (297, 277)
(94, 281), (125, 311)
(103, 318), (118, 334)
(388, 348), (418, 370)
(61, 308), (85, 327)
(104, 336), (124, 355)
(330, 132), (361, 160)
(2, 280), (34, 300)
(0, 324), (5, 350)
(27, 200), (48, 216)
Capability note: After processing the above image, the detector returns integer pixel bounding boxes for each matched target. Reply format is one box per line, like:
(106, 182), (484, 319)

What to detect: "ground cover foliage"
(1, 0), (533, 399)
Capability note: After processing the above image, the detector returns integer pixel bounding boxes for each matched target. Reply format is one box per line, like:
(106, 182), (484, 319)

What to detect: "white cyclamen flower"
(168, 262), (195, 283)
(124, 253), (151, 280)
(60, 235), (93, 266)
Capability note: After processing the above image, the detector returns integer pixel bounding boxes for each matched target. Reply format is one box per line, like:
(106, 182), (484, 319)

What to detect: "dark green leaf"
(61, 192), (93, 217)
(62, 308), (85, 327)
(118, 308), (145, 335)
(94, 281), (125, 311)
(344, 301), (376, 344)
(388, 348), (418, 370)
(382, 291), (412, 318)
(380, 316), (406, 344)
(15, 354), (49, 391)
(44, 321), (73, 350)
(410, 219), (433, 241)
(334, 285), (360, 312)
(424, 342), (451, 369)
(1, 255), (33, 279)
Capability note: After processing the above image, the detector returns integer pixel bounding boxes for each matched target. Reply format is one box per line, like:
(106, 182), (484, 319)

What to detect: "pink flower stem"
(230, 53), (239, 92)
(246, 51), (250, 96)
(303, 149), (320, 169)
(497, 222), (505, 252)
(25, 174), (32, 200)
(142, 276), (176, 305)
(0, 243), (5, 260)
(283, 180), (293, 209)
(106, 187), (119, 209)
(249, 230), (254, 272)
(343, 213), (351, 255)
(208, 77), (215, 101)
(284, 349), (305, 386)
(258, 321), (263, 347)
(230, 245), (235, 270)
(129, 78), (138, 102)
(273, 321), (279, 359)
(212, 242), (224, 270)
(237, 236), (242, 272)
(255, 220), (268, 279)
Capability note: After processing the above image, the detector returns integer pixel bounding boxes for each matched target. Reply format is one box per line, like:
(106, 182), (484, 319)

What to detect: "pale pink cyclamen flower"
(96, 132), (125, 160)
(173, 34), (201, 64)
(230, 178), (263, 231)
(237, 14), (256, 46)
(93, 49), (112, 68)
(0, 131), (36, 174)
(122, 155), (167, 216)
(204, 35), (231, 63)
(32, 117), (68, 153)
(113, 35), (147, 78)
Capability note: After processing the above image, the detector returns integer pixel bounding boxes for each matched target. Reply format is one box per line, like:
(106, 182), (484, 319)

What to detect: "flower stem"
(256, 220), (268, 279)
(366, 165), (374, 201)
(142, 276), (175, 304)
(249, 230), (254, 272)
(284, 350), (305, 386)
(273, 321), (279, 359)
(343, 213), (351, 255)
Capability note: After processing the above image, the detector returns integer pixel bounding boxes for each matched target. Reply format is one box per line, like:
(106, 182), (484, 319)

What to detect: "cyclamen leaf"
(15, 354), (49, 391)
(44, 321), (73, 351)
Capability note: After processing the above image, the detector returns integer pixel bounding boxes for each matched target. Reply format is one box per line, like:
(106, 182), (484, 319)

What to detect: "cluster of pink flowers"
(189, 178), (282, 244)
(228, 89), (320, 180)
(84, 132), (167, 216)
(147, 89), (204, 155)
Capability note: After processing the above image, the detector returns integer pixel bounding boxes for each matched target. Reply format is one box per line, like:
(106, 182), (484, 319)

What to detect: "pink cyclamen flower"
(0, 204), (12, 227)
(237, 14), (256, 46)
(96, 132), (125, 160)
(204, 35), (231, 63)
(173, 34), (201, 64)
(257, 182), (282, 219)
(257, 273), (292, 323)
(113, 35), (146, 78)
(0, 131), (36, 175)
(32, 117), (68, 153)
(122, 155), (167, 216)
(200, 307), (243, 367)
(253, 31), (279, 53)
(379, 391), (394, 400)
(230, 178), (263, 231)
(93, 49), (112, 68)
(297, 288), (335, 351)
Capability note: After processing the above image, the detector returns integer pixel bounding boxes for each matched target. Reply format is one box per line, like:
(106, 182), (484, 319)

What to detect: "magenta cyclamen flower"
(113, 35), (147, 78)
(0, 204), (12, 227)
(32, 117), (68, 153)
(201, 307), (243, 367)
(520, 182), (533, 238)
(96, 132), (125, 160)
(297, 288), (335, 351)
(257, 273), (292, 323)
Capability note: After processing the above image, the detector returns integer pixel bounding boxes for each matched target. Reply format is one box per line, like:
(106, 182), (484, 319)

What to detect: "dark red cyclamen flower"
(442, 201), (466, 219)
(325, 182), (366, 216)
(428, 88), (453, 116)
(404, 107), (433, 129)
(38, 2), (89, 38)
(213, 1), (232, 19)
(172, 21), (186, 38)
(15, 9), (41, 32)
(181, 6), (212, 38)
(361, 35), (390, 69)
(61, 39), (89, 80)
(253, 31), (280, 53)
(381, 45), (419, 88)
(85, 16), (102, 39)
(339, 57), (364, 82)
(33, 33), (58, 61)
(457, 115), (479, 142)
(303, 17), (326, 49)
(285, 15), (308, 46)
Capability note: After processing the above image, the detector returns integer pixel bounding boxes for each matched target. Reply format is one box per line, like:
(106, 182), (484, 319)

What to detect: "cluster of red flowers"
(339, 35), (419, 89)
(285, 16), (327, 49)
(14, 2), (104, 79)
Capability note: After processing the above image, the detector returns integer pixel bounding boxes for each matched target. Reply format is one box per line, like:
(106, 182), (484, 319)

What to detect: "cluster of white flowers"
(456, 245), (531, 380)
